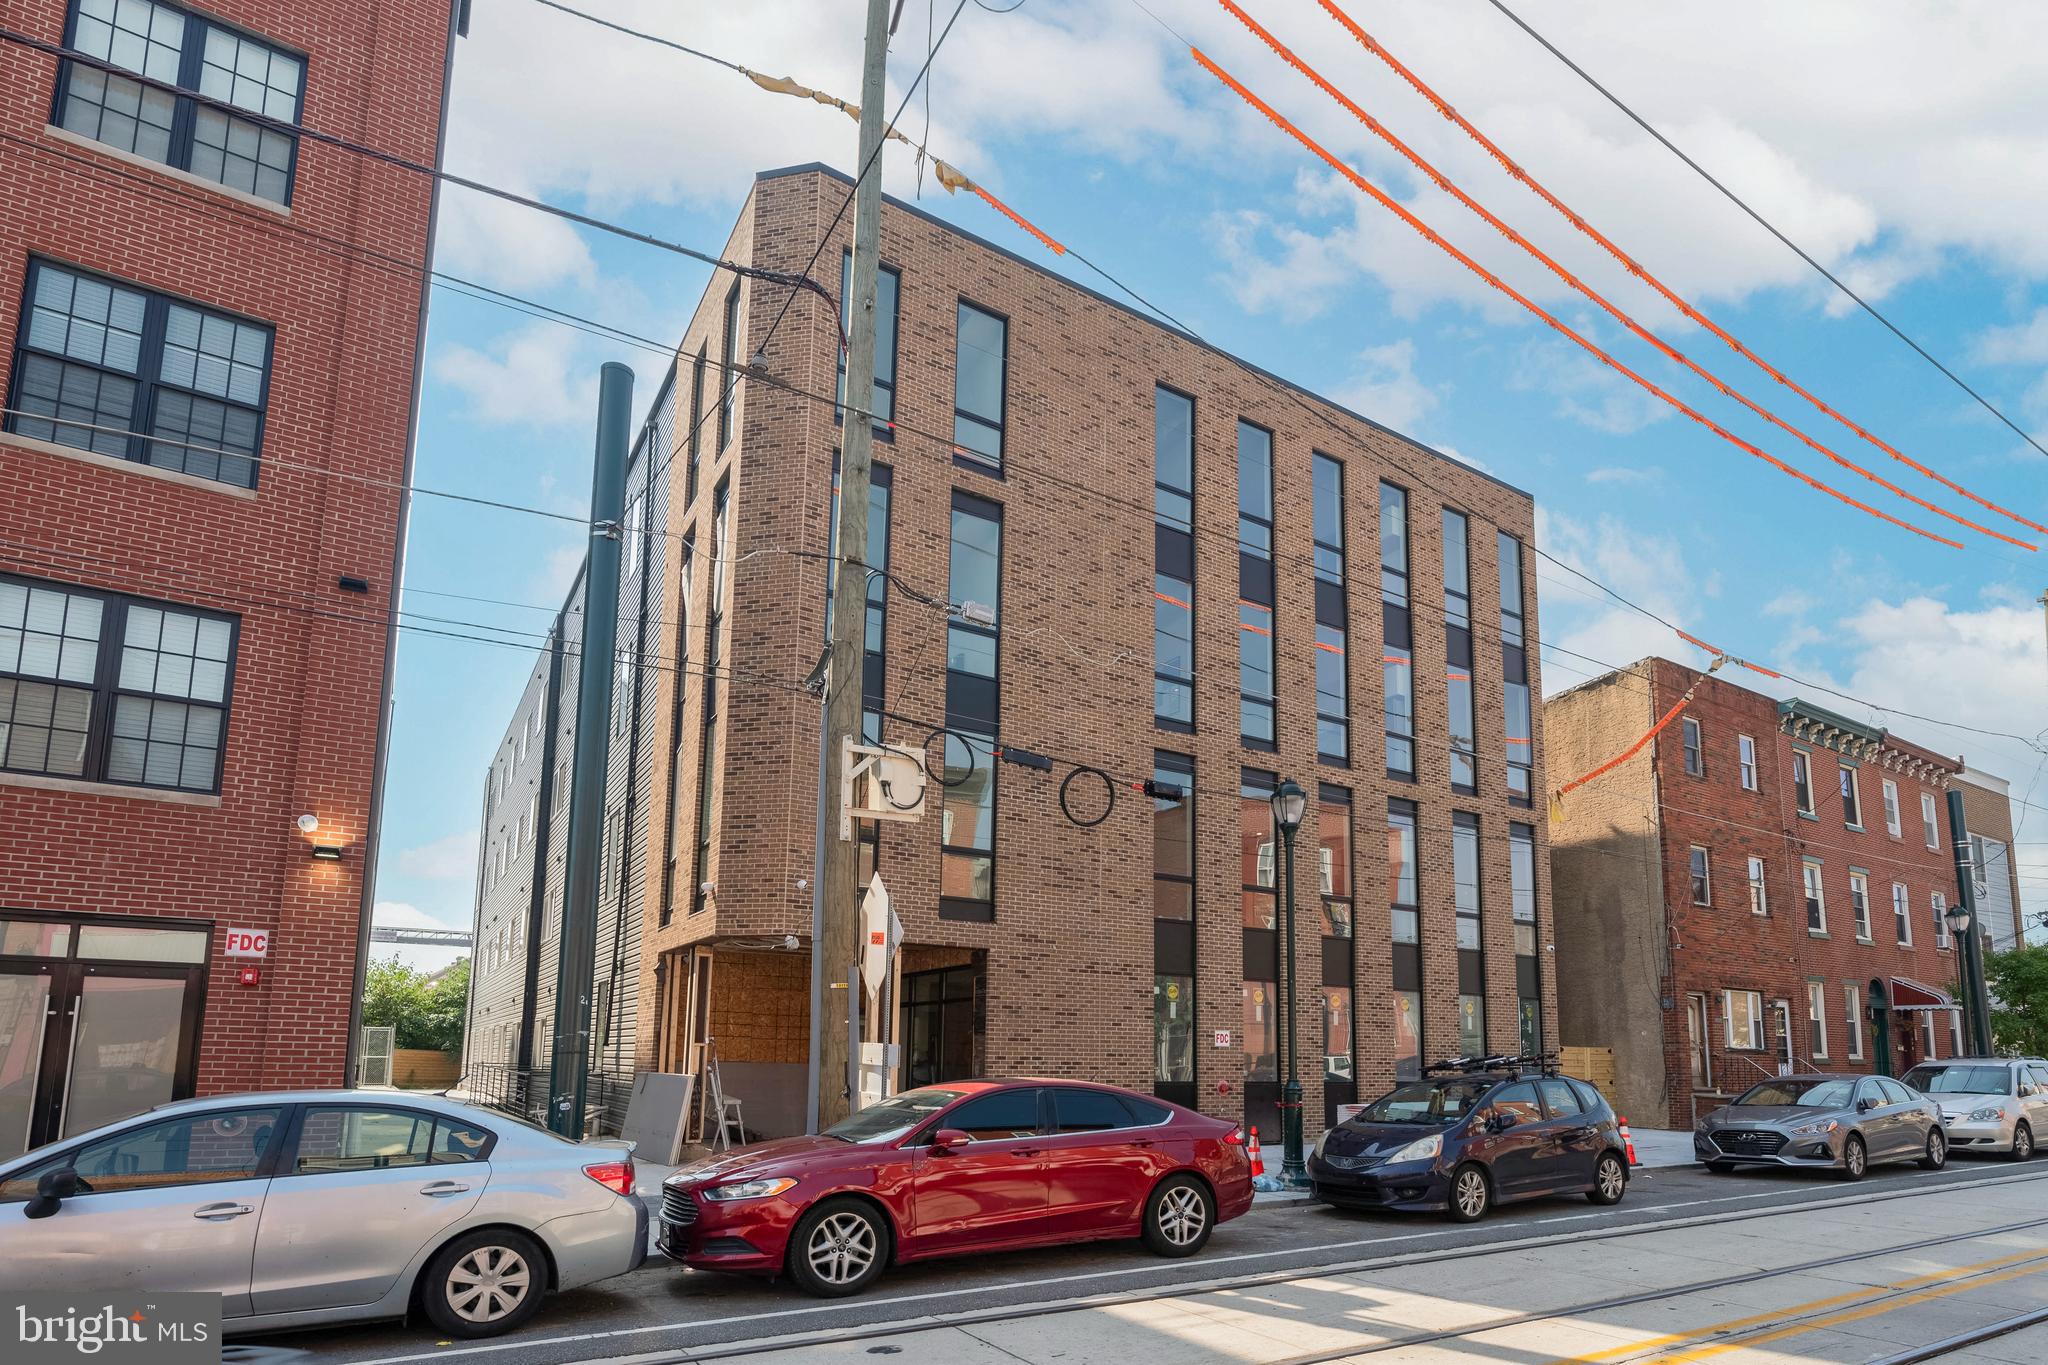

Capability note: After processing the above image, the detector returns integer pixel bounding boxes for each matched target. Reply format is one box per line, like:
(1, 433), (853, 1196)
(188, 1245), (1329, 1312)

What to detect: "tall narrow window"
(1839, 765), (1862, 828)
(1933, 890), (1950, 948)
(1803, 859), (1826, 934)
(686, 349), (705, 507)
(1443, 508), (1476, 792)
(836, 253), (899, 428)
(691, 484), (731, 914)
(1312, 453), (1349, 764)
(1793, 751), (1815, 815)
(1844, 984), (1864, 1060)
(1241, 771), (1280, 1136)
(1807, 982), (1828, 1059)
(1389, 798), (1421, 1079)
(1454, 813), (1485, 1059)
(1849, 871), (1872, 941)
(719, 284), (740, 449)
(1320, 786), (1356, 1120)
(1499, 532), (1531, 804)
(1380, 483), (1413, 778)
(1893, 882), (1911, 945)
(1882, 778), (1901, 836)
(1921, 792), (1940, 849)
(1689, 846), (1711, 905)
(1511, 822), (1541, 1055)
(1238, 422), (1276, 748)
(827, 463), (892, 743)
(1153, 751), (1196, 1105)
(1738, 735), (1758, 791)
(942, 494), (1002, 919)
(56, 0), (305, 204)
(1747, 856), (1768, 914)
(1682, 717), (1703, 776)
(1154, 387), (1195, 730)
(659, 536), (694, 928)
(952, 302), (1006, 469)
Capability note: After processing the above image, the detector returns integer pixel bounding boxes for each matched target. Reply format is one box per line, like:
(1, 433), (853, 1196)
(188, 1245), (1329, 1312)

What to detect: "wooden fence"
(393, 1048), (460, 1090)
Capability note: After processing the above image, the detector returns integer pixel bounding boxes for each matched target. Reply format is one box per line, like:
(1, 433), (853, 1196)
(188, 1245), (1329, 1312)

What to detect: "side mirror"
(24, 1168), (79, 1221)
(1490, 1110), (1518, 1133)
(1856, 1098), (1877, 1113)
(930, 1128), (972, 1153)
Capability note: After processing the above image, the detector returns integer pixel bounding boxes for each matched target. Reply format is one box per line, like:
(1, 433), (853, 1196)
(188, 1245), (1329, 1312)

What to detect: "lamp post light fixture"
(1270, 778), (1308, 1186)
(1945, 903), (1972, 938)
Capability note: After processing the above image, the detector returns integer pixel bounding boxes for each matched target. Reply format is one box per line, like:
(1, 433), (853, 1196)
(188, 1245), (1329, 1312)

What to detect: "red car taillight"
(583, 1161), (635, 1196)
(1224, 1126), (1244, 1146)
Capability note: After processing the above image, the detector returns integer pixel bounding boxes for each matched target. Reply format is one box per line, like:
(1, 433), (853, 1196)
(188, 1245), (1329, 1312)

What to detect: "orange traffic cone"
(1247, 1125), (1266, 1178)
(1619, 1116), (1639, 1167)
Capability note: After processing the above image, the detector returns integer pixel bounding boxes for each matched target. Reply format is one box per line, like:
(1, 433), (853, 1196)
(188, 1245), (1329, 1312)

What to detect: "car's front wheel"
(1839, 1134), (1868, 1181)
(1143, 1175), (1214, 1257)
(787, 1197), (889, 1298)
(1447, 1164), (1492, 1223)
(2012, 1122), (2034, 1163)
(420, 1229), (547, 1338)
(1587, 1153), (1628, 1205)
(1919, 1128), (1948, 1170)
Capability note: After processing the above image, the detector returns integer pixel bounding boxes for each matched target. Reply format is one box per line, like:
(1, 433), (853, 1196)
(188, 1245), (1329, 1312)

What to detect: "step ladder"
(705, 1038), (745, 1152)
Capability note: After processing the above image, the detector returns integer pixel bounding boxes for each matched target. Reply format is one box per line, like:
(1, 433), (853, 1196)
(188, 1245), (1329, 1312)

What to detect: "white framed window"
(1689, 845), (1711, 905)
(1682, 716), (1703, 776)
(1807, 981), (1828, 1059)
(1892, 882), (1912, 946)
(1882, 779), (1901, 837)
(1844, 984), (1864, 1060)
(1738, 735), (1758, 791)
(1803, 860), (1826, 934)
(1747, 856), (1768, 914)
(1921, 792), (1939, 849)
(1933, 890), (1950, 948)
(1849, 872), (1872, 941)
(1723, 989), (1763, 1050)
(1839, 764), (1862, 828)
(1793, 751), (1815, 815)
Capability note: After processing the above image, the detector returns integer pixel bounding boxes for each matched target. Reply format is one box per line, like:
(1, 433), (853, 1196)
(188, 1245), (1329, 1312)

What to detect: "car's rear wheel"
(420, 1229), (547, 1338)
(1142, 1175), (1214, 1258)
(1919, 1128), (1948, 1170)
(2012, 1123), (2034, 1163)
(1839, 1134), (1868, 1181)
(1587, 1153), (1627, 1205)
(786, 1197), (888, 1298)
(1447, 1164), (1491, 1223)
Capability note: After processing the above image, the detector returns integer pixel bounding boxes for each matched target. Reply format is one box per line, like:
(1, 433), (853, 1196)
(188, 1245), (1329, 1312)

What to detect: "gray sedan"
(1695, 1073), (1945, 1179)
(0, 1090), (646, 1338)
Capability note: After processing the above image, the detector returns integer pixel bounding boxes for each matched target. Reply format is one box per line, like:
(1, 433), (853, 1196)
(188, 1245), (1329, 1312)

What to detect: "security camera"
(296, 814), (319, 834)
(795, 877), (810, 891)
(699, 881), (716, 896)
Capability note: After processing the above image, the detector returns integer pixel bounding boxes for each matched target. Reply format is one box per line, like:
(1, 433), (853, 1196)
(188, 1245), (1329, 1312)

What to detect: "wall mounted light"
(310, 845), (345, 862)
(296, 814), (320, 834)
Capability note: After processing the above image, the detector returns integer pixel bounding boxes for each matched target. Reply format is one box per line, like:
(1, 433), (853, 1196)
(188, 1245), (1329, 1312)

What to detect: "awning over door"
(1889, 976), (1956, 1013)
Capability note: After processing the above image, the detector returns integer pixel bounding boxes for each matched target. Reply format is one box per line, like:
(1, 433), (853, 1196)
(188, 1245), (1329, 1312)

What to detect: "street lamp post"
(1271, 779), (1308, 1185)
(1944, 902), (1988, 1056)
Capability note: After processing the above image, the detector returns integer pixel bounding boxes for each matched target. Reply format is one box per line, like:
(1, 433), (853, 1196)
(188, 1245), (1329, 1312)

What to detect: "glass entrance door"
(0, 966), (55, 1162)
(900, 966), (976, 1090)
(60, 971), (193, 1138)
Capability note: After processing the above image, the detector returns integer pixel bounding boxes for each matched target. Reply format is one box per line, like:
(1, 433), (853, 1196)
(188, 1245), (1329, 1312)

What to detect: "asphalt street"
(251, 1154), (2048, 1365)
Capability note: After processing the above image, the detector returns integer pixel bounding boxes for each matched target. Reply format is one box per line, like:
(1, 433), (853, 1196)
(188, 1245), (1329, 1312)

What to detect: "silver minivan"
(0, 1090), (646, 1338)
(1904, 1057), (2048, 1160)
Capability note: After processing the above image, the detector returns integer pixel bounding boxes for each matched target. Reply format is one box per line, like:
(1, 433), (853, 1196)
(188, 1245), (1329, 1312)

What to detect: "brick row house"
(0, 0), (457, 1158)
(1550, 658), (2011, 1132)
(467, 164), (1557, 1145)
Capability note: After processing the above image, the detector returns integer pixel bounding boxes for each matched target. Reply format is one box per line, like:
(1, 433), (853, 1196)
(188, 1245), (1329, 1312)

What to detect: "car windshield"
(1734, 1079), (1854, 1108)
(1358, 1079), (1497, 1125)
(822, 1088), (964, 1144)
(1904, 1065), (2011, 1096)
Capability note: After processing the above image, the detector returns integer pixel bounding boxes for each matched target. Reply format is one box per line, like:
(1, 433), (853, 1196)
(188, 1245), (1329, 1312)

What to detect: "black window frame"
(7, 256), (275, 489)
(1682, 716), (1703, 776)
(941, 490), (1003, 921)
(1238, 421), (1277, 751)
(1312, 451), (1349, 767)
(1498, 531), (1532, 806)
(718, 284), (740, 450)
(686, 348), (706, 507)
(0, 571), (239, 794)
(1153, 384), (1196, 733)
(53, 0), (308, 207)
(951, 299), (1008, 474)
(836, 251), (900, 439)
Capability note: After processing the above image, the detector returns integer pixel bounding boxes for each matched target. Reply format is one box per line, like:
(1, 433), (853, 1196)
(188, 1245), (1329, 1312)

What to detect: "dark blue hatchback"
(1308, 1056), (1630, 1222)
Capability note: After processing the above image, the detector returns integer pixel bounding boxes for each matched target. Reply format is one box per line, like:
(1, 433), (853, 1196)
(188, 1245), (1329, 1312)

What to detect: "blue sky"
(369, 0), (2048, 964)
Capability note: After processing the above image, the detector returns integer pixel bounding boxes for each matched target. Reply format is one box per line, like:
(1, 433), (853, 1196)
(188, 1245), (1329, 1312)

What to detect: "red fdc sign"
(223, 928), (269, 958)
(869, 931), (886, 946)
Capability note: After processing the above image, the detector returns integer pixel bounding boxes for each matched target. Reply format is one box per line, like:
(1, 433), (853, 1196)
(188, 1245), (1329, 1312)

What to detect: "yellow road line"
(1542, 1244), (2048, 1364)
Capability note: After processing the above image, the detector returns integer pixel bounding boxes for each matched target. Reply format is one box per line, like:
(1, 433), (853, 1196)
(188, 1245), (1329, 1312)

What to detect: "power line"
(1480, 0), (2048, 465)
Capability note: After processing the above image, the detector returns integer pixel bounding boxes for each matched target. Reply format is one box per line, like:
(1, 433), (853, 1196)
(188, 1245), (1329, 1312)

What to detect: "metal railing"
(461, 1062), (629, 1135)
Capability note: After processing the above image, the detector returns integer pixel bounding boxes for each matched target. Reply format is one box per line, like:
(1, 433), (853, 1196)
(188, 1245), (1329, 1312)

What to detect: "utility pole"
(1944, 787), (1995, 1057)
(548, 361), (633, 1138)
(816, 0), (893, 1132)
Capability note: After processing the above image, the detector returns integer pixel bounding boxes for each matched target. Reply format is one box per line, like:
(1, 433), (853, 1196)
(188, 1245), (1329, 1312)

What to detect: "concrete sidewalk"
(1628, 1125), (1697, 1168)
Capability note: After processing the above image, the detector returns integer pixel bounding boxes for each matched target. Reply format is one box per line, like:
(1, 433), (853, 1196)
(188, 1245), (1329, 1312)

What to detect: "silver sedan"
(0, 1089), (646, 1338)
(1695, 1073), (1945, 1179)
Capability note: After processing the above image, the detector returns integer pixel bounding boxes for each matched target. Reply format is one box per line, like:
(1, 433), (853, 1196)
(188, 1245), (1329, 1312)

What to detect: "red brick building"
(1550, 658), (1984, 1131)
(470, 165), (1557, 1147)
(0, 0), (457, 1158)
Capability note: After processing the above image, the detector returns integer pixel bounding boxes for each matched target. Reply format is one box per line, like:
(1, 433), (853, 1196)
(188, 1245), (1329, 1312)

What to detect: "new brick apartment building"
(468, 164), (1555, 1145)
(1550, 658), (2008, 1131)
(0, 0), (456, 1159)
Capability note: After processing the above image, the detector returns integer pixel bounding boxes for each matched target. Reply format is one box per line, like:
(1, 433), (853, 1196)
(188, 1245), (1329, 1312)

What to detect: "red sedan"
(657, 1079), (1253, 1295)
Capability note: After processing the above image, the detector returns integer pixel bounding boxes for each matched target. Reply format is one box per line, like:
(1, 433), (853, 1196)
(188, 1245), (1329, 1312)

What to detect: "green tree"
(362, 956), (470, 1054)
(1985, 944), (2048, 1057)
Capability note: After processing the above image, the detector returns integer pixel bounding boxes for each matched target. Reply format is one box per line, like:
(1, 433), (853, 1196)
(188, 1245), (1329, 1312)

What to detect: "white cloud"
(1534, 509), (1700, 694)
(1762, 589), (1817, 618)
(436, 187), (597, 294)
(1330, 339), (1441, 432)
(395, 829), (479, 882)
(1584, 466), (1660, 485)
(530, 543), (586, 605)
(1510, 337), (1671, 435)
(1973, 309), (2048, 366)
(432, 323), (597, 429)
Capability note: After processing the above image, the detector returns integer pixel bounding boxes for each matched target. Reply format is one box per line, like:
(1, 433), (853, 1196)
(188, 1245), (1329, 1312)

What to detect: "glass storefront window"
(1458, 994), (1486, 1058)
(0, 920), (71, 956)
(1154, 975), (1194, 1085)
(1393, 990), (1421, 1080)
(1324, 986), (1353, 1081)
(75, 922), (206, 963)
(1242, 980), (1277, 1082)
